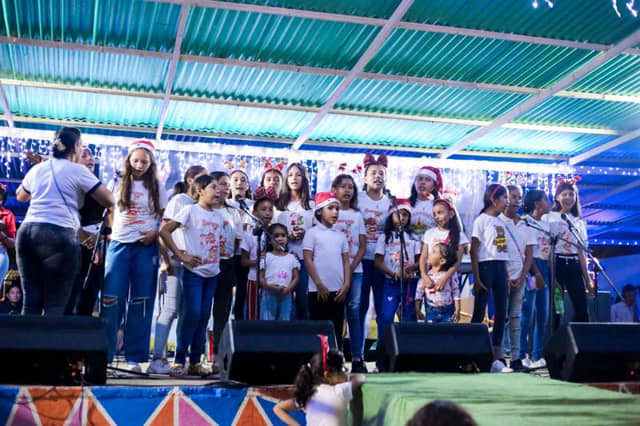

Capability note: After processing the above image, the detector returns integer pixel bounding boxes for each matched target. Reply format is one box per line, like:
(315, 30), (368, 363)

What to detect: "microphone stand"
(385, 190), (409, 322)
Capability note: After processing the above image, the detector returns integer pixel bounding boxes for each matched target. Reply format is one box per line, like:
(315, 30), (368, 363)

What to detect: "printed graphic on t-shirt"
(538, 235), (550, 258)
(122, 190), (146, 226)
(220, 219), (233, 257)
(201, 219), (220, 265)
(276, 270), (289, 281)
(337, 218), (356, 260)
(412, 212), (435, 236)
(364, 209), (383, 242)
(494, 225), (508, 253)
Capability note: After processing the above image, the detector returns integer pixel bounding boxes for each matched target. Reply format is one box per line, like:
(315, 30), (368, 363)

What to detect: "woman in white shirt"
(16, 127), (114, 316)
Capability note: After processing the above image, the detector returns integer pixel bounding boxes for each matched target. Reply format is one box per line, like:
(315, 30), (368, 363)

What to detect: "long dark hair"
(51, 127), (81, 159)
(409, 174), (440, 206)
(173, 165), (206, 196)
(192, 174), (214, 202)
(266, 223), (288, 253)
(432, 242), (458, 271)
(552, 182), (582, 218)
(480, 184), (507, 214)
(330, 174), (359, 210)
(523, 189), (547, 214)
(276, 163), (311, 211)
(433, 199), (460, 250)
(293, 349), (345, 408)
(384, 209), (413, 244)
(118, 148), (162, 217)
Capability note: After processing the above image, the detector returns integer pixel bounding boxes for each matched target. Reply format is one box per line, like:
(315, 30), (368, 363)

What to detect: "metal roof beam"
(582, 179), (640, 207)
(291, 0), (415, 150)
(439, 28), (640, 159)
(569, 127), (640, 165)
(155, 3), (190, 141)
(153, 0), (640, 55)
(0, 82), (14, 127)
(3, 36), (640, 105)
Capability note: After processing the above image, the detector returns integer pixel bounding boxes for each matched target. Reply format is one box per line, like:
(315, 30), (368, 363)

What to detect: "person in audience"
(276, 163), (314, 320)
(611, 284), (638, 323)
(16, 127), (114, 316)
(303, 192), (351, 349)
(273, 348), (364, 426)
(0, 281), (23, 314)
(159, 174), (223, 377)
(415, 242), (461, 323)
(148, 165), (207, 374)
(332, 174), (367, 373)
(409, 166), (442, 238)
(406, 400), (478, 426)
(102, 139), (166, 372)
(0, 183), (16, 285)
(229, 169), (253, 319)
(470, 184), (512, 373)
(259, 223), (300, 320)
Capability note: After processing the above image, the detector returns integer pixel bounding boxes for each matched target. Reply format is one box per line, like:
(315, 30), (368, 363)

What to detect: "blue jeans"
(260, 289), (292, 320)
(471, 260), (508, 347)
(426, 304), (454, 323)
(103, 241), (158, 362)
(520, 258), (549, 360)
(346, 272), (364, 358)
(176, 269), (218, 365)
(403, 278), (419, 322)
(17, 222), (80, 316)
(0, 245), (9, 286)
(151, 259), (183, 359)
(291, 263), (309, 320)
(361, 259), (384, 353)
(378, 278), (401, 345)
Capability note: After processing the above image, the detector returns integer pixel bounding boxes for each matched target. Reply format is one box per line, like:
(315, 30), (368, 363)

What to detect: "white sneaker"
(530, 358), (547, 369)
(125, 361), (142, 373)
(490, 359), (513, 373)
(521, 355), (532, 368)
(147, 358), (171, 374)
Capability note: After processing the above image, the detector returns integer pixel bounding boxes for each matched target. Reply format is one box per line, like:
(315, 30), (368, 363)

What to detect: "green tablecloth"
(360, 373), (640, 426)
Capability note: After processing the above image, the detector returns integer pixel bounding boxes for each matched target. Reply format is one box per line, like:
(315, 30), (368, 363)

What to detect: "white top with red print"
(410, 199), (436, 239)
(542, 211), (587, 256)
(358, 191), (391, 260)
(277, 200), (315, 260)
(415, 270), (460, 307)
(172, 204), (223, 278)
(523, 215), (551, 260)
(334, 208), (367, 274)
(111, 180), (168, 243)
(259, 252), (300, 289)
(374, 231), (421, 277)
(471, 213), (510, 262)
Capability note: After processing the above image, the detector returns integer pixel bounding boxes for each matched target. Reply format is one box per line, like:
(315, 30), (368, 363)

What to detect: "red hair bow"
(253, 186), (277, 203)
(363, 152), (388, 169)
(557, 176), (582, 186)
(317, 334), (329, 374)
(264, 158), (285, 174)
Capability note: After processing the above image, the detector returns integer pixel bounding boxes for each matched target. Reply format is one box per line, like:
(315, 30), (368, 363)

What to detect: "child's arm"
(159, 220), (201, 268)
(415, 280), (425, 320)
(350, 234), (367, 272)
(418, 243), (436, 287)
(452, 298), (461, 323)
(283, 268), (300, 296)
(240, 250), (258, 268)
(435, 244), (465, 291)
(304, 249), (329, 301)
(335, 252), (351, 303)
(513, 245), (534, 289)
(374, 253), (396, 280)
(273, 398), (301, 426)
(470, 238), (487, 292)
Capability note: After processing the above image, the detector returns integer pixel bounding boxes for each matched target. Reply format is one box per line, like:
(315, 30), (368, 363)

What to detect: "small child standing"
(259, 223), (300, 320)
(415, 242), (461, 323)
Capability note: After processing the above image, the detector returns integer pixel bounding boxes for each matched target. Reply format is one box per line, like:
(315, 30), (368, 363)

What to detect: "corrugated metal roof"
(366, 29), (598, 88)
(209, 0), (399, 18)
(567, 54), (640, 95)
(592, 138), (640, 159)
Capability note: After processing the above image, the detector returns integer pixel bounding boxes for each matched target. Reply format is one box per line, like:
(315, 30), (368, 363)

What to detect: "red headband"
(434, 198), (455, 212)
(363, 152), (388, 169)
(557, 176), (581, 186)
(253, 186), (277, 203)
(489, 184), (504, 201)
(317, 334), (329, 374)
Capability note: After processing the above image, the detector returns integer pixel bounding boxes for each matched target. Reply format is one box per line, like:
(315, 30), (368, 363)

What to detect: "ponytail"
(293, 349), (345, 408)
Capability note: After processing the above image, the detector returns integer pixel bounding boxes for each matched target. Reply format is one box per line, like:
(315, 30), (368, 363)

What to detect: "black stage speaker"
(0, 315), (108, 385)
(383, 323), (493, 373)
(217, 320), (337, 385)
(545, 323), (640, 382)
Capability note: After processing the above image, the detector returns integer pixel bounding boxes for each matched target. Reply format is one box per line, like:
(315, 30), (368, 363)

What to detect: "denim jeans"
(471, 260), (508, 347)
(212, 258), (236, 354)
(378, 278), (401, 345)
(17, 222), (80, 316)
(426, 304), (454, 323)
(103, 240), (158, 362)
(360, 259), (384, 353)
(260, 289), (292, 320)
(291, 263), (309, 320)
(346, 272), (364, 358)
(175, 269), (218, 365)
(151, 259), (183, 359)
(503, 283), (524, 361)
(403, 278), (419, 322)
(520, 258), (549, 360)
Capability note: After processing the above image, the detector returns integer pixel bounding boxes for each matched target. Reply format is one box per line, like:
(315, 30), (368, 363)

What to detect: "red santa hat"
(389, 198), (412, 213)
(314, 192), (339, 211)
(414, 166), (443, 193)
(129, 139), (155, 156)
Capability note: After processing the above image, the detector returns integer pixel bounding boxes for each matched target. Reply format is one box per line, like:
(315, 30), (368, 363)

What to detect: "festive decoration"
(363, 152), (388, 169)
(613, 0), (639, 18)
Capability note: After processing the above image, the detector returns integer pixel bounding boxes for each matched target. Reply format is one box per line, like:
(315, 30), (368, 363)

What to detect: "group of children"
(17, 132), (593, 378)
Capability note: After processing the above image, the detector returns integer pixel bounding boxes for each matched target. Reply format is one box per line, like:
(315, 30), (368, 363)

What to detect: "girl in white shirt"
(102, 139), (166, 372)
(276, 163), (314, 320)
(543, 179), (592, 324)
(409, 166), (442, 238)
(259, 223), (300, 320)
(160, 174), (224, 377)
(274, 349), (364, 426)
(470, 184), (511, 373)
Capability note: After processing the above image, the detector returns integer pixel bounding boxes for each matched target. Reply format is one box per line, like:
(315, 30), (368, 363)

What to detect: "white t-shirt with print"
(240, 229), (267, 281)
(231, 198), (256, 256)
(305, 382), (353, 426)
(411, 199), (436, 239)
(259, 252), (300, 288)
(500, 213), (537, 280)
(524, 215), (551, 260)
(374, 232), (421, 277)
(276, 200), (315, 259)
(111, 180), (168, 243)
(334, 208), (367, 274)
(20, 158), (101, 230)
(542, 211), (588, 255)
(302, 223), (349, 292)
(172, 204), (223, 278)
(215, 205), (242, 260)
(415, 270), (460, 307)
(422, 227), (470, 252)
(358, 192), (391, 260)
(471, 213), (510, 262)
(163, 193), (195, 258)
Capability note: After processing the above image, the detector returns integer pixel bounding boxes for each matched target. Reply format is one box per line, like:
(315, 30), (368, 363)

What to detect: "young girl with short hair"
(470, 184), (511, 373)
(259, 223), (300, 320)
(415, 242), (461, 323)
(159, 174), (223, 377)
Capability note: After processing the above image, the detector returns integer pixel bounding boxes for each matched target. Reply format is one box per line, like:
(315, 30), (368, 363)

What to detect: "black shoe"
(510, 359), (530, 372)
(351, 360), (368, 374)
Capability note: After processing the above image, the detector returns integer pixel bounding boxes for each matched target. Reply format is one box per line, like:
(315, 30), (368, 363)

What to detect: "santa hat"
(314, 192), (339, 211)
(414, 166), (443, 193)
(389, 198), (412, 213)
(129, 139), (155, 156)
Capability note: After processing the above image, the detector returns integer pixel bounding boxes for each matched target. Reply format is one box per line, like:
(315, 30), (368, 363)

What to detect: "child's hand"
(403, 264), (414, 278)
(139, 230), (157, 245)
(160, 261), (173, 276)
(180, 253), (202, 269)
(316, 283), (329, 302)
(434, 277), (448, 291)
(451, 310), (460, 323)
(473, 280), (487, 293)
(535, 272), (546, 290)
(335, 284), (349, 303)
(417, 310), (425, 320)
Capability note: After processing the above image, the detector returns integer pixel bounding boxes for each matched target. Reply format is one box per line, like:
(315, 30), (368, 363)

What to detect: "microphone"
(560, 213), (574, 231)
(235, 194), (248, 210)
(114, 169), (123, 178)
